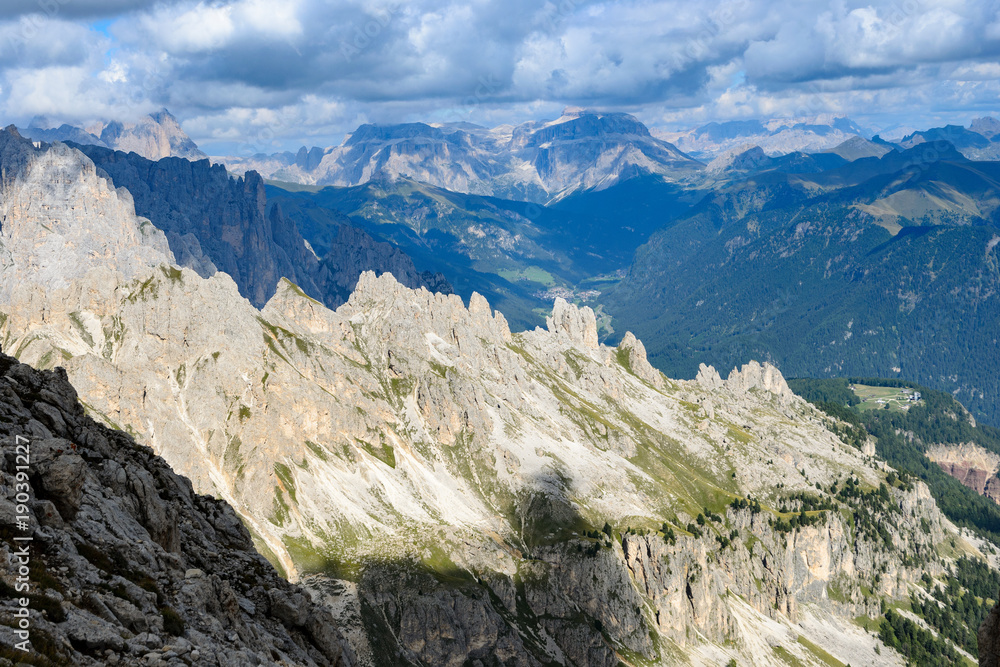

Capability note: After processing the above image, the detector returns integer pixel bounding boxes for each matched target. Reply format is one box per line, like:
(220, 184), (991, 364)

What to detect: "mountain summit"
(19, 109), (207, 161)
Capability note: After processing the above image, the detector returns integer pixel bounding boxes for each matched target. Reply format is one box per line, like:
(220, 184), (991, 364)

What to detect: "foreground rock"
(0, 352), (353, 665)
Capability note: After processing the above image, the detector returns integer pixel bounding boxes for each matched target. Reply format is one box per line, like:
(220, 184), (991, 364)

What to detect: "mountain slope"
(0, 352), (353, 666)
(0, 132), (993, 665)
(610, 144), (1000, 426)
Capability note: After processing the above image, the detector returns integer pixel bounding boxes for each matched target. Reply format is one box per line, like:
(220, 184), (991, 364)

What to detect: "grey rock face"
(546, 297), (599, 349)
(616, 331), (664, 389)
(0, 353), (354, 666)
(0, 140), (173, 300)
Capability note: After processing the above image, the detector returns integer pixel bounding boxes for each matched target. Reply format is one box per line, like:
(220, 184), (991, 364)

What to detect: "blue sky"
(0, 0), (998, 153)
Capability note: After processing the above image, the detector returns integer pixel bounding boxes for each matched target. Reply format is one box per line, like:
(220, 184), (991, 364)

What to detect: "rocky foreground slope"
(1, 127), (996, 665)
(0, 352), (353, 666)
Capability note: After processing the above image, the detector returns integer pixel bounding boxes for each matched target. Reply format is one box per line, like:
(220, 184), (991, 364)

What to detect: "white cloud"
(1, 0), (999, 151)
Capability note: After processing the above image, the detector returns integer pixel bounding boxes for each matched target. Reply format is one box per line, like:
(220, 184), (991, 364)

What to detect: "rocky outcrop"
(725, 361), (795, 403)
(315, 223), (452, 307)
(615, 332), (664, 389)
(926, 443), (1000, 504)
(546, 297), (598, 349)
(0, 141), (173, 299)
(0, 352), (353, 665)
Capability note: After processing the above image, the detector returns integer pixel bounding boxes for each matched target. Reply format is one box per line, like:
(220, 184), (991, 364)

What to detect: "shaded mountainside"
(609, 143), (1000, 426)
(69, 140), (449, 310)
(2, 133), (998, 665)
(0, 352), (353, 666)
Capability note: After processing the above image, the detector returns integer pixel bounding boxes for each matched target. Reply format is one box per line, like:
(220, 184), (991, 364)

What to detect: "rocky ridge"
(0, 352), (353, 666)
(0, 133), (991, 665)
(69, 139), (448, 309)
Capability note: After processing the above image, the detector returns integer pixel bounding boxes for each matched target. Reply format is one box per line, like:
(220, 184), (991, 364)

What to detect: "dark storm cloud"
(0, 0), (182, 20)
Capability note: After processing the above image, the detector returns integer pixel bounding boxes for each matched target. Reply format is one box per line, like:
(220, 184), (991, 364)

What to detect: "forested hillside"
(611, 146), (1000, 425)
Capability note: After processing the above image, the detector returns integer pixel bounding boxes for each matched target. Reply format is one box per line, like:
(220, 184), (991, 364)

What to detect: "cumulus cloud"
(0, 0), (997, 152)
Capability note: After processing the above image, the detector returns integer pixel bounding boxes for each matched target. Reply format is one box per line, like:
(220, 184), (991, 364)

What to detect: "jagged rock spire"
(546, 297), (598, 349)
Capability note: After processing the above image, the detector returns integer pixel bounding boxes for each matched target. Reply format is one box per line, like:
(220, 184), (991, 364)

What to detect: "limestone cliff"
(20, 110), (206, 161)
(927, 443), (1000, 504)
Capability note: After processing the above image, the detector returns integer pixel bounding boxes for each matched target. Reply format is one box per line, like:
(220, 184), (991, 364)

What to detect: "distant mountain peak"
(970, 116), (1000, 138)
(18, 108), (206, 161)
(661, 115), (869, 160)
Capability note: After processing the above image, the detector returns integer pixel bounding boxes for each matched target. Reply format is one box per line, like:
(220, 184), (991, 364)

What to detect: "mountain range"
(219, 108), (703, 202)
(6, 103), (1000, 665)
(3, 127), (996, 665)
(657, 116), (874, 159)
(609, 141), (1000, 427)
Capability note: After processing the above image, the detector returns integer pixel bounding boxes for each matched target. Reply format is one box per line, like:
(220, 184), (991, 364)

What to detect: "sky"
(1, 0), (999, 154)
